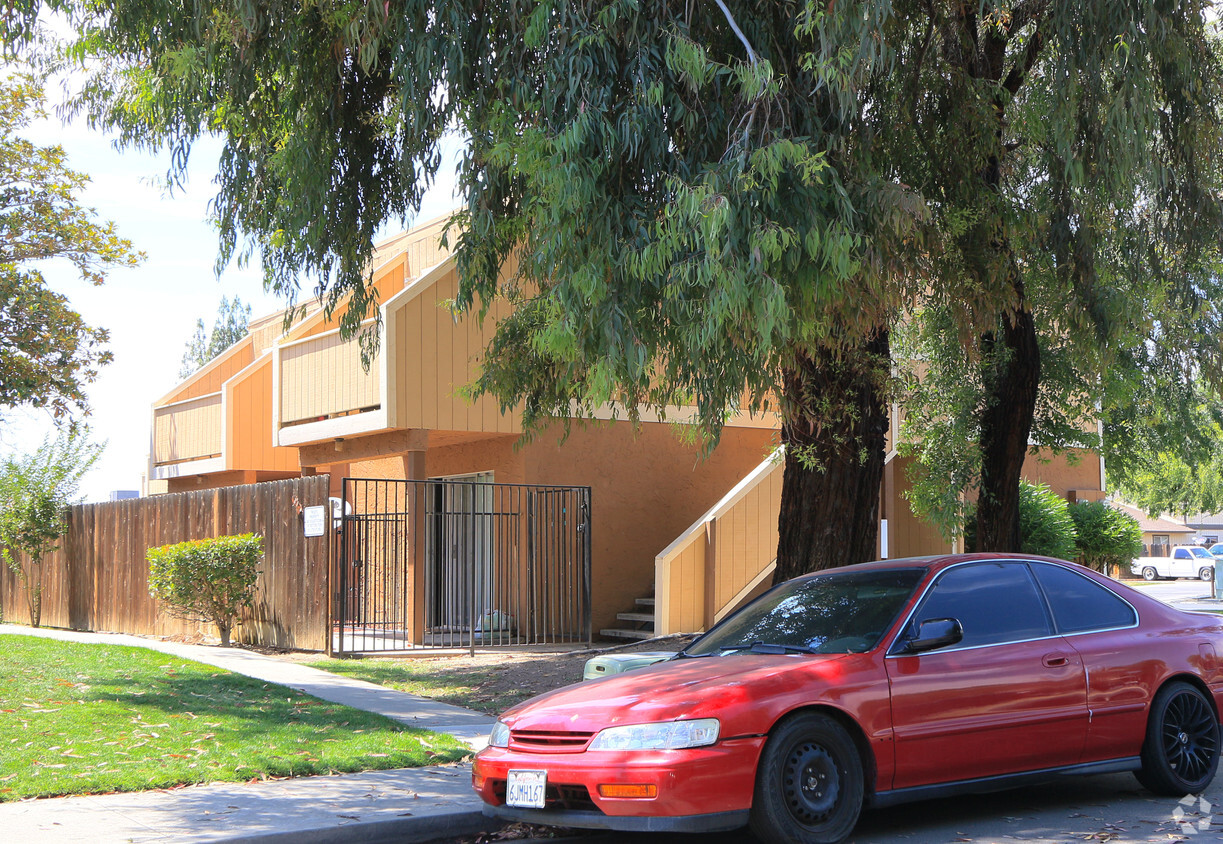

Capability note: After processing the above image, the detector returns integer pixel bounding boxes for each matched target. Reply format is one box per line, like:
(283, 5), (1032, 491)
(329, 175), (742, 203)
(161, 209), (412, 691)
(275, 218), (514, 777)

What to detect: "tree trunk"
(974, 300), (1040, 551)
(218, 620), (232, 647)
(22, 558), (43, 628)
(774, 331), (890, 583)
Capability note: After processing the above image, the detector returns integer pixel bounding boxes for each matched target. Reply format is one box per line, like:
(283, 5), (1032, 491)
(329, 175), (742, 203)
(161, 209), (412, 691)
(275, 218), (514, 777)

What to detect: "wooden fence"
(0, 476), (332, 651)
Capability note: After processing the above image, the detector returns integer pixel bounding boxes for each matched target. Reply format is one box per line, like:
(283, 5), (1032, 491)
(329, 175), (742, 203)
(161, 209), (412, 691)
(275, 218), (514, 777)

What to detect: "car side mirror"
(905, 618), (963, 653)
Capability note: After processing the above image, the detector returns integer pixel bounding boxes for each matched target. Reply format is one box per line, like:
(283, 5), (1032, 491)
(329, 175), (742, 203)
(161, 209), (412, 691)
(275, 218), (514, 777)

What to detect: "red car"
(472, 554), (1223, 843)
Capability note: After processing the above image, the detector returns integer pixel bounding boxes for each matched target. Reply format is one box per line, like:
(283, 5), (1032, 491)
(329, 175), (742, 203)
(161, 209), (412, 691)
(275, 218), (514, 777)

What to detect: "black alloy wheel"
(1136, 681), (1221, 796)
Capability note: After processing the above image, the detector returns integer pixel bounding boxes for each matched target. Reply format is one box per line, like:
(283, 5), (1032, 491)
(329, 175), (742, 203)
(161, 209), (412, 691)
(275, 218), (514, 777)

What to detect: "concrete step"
(635, 597), (655, 608)
(616, 612), (655, 624)
(599, 628), (656, 641)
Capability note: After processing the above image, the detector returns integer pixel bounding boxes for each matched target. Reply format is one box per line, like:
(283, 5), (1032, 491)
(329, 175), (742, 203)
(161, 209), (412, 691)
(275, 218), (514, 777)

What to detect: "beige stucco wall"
(1021, 449), (1103, 497)
(521, 421), (777, 636)
(346, 421), (776, 637)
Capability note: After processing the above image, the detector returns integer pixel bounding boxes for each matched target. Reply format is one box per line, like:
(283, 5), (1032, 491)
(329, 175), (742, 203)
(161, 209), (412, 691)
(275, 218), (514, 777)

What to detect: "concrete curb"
(232, 811), (498, 844)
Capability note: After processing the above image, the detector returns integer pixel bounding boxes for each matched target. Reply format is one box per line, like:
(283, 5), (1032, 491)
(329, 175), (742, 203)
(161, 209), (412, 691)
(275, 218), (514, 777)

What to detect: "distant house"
(1113, 503), (1196, 556)
(147, 215), (1107, 648)
(1185, 512), (1223, 546)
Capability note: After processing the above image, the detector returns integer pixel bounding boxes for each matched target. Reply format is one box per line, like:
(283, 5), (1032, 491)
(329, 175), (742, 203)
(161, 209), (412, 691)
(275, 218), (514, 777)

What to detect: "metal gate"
(333, 478), (592, 655)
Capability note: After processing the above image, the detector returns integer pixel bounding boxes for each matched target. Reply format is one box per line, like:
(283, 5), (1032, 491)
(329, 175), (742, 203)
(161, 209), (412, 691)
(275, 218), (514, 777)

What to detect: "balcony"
(152, 392), (223, 471)
(279, 323), (382, 425)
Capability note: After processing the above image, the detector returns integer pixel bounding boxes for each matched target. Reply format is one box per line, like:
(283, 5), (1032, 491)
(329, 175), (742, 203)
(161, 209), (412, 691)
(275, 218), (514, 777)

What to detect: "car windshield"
(1190, 547), (1213, 559)
(684, 568), (926, 656)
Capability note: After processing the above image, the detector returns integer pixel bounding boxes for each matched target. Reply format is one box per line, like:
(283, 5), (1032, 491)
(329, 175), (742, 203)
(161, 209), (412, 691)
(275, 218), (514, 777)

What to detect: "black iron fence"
(333, 478), (591, 655)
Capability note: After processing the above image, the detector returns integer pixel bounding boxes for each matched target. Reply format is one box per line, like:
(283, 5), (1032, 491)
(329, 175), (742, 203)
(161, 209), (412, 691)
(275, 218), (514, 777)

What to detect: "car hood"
(499, 652), (858, 735)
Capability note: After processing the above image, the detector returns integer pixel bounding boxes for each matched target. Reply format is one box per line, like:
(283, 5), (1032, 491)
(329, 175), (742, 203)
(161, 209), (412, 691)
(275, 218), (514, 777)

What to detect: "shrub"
(147, 534), (263, 646)
(964, 480), (1078, 559)
(1070, 501), (1143, 576)
(1017, 481), (1079, 560)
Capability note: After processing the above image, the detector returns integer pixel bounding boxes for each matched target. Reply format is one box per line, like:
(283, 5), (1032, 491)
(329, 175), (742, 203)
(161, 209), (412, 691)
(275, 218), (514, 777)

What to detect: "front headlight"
(488, 720), (511, 748)
(588, 718), (720, 751)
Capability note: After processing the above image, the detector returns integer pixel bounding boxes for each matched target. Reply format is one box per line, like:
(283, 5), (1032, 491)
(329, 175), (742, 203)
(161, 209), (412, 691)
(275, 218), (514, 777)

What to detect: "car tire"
(749, 711), (864, 844)
(1201, 567), (1214, 582)
(1134, 681), (1220, 796)
(1142, 567), (1159, 582)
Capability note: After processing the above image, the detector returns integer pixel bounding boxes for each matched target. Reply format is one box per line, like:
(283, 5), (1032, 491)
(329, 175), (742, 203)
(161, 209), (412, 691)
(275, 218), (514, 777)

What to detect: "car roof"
(792, 552), (1096, 581)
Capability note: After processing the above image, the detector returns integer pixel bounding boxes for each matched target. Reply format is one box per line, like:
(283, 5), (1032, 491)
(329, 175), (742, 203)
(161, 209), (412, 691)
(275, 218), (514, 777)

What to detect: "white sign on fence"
(303, 505), (327, 537)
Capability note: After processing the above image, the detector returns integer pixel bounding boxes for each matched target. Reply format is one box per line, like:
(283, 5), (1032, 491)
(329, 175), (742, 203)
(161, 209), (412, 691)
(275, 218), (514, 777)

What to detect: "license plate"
(506, 769), (547, 808)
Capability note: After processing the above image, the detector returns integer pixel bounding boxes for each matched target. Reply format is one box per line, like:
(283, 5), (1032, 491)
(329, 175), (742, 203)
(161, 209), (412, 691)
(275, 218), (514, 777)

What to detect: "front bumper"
(483, 804), (750, 832)
(472, 735), (764, 831)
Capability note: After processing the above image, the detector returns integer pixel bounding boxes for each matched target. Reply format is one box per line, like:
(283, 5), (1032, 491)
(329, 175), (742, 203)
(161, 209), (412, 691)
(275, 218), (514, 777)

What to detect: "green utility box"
(583, 652), (675, 681)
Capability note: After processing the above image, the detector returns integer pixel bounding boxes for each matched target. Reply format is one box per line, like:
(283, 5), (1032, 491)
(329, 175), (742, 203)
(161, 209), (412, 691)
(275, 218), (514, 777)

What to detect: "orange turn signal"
(597, 783), (658, 799)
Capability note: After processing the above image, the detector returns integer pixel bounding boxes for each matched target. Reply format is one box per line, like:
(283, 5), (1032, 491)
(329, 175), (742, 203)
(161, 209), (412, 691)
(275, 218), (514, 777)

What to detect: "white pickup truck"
(1131, 545), (1216, 581)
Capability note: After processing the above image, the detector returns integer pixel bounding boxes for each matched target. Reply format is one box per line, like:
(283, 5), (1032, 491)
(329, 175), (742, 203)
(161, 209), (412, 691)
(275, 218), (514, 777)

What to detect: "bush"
(1017, 482), (1079, 560)
(1070, 501), (1143, 576)
(147, 534), (263, 646)
(965, 480), (1079, 559)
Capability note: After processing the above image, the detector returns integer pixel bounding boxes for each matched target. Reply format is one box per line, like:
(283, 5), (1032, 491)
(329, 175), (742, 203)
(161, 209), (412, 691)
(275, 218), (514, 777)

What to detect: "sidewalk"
(0, 625), (499, 843)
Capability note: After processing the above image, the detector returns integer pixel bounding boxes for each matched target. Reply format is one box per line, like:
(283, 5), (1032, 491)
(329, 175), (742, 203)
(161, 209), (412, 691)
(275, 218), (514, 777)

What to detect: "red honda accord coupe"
(472, 554), (1223, 843)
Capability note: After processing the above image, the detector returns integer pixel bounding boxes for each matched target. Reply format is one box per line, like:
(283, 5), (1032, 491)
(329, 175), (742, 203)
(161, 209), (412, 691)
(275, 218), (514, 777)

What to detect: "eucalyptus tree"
(26, 0), (1219, 574)
(28, 1), (925, 579)
(878, 0), (1223, 550)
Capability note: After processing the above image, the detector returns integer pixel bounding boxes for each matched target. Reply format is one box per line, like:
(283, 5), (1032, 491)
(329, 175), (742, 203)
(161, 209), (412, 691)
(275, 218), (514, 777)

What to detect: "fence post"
(407, 457), (428, 646)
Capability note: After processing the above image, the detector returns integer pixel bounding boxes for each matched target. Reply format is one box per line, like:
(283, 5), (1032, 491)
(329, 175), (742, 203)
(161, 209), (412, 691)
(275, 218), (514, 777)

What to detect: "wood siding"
(160, 338), (255, 405)
(370, 212), (453, 277)
(290, 257), (408, 342)
(154, 393), (223, 464)
(886, 455), (953, 558)
(279, 323), (381, 425)
(655, 450), (783, 635)
(227, 354), (299, 472)
(0, 477), (332, 650)
(386, 262), (521, 434)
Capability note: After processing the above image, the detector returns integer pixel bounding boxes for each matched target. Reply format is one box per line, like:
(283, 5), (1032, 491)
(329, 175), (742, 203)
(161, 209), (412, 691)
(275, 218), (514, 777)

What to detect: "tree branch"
(713, 0), (757, 65)
(1003, 24), (1046, 95)
(1008, 0), (1052, 33)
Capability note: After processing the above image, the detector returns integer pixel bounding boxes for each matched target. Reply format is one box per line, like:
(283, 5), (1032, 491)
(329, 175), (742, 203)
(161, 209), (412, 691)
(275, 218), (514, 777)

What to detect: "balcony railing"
(279, 323), (381, 426)
(153, 393), (222, 464)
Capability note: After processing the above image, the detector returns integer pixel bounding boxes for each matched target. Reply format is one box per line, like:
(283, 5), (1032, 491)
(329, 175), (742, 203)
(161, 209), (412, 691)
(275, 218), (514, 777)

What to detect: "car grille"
(493, 780), (600, 812)
(508, 729), (595, 753)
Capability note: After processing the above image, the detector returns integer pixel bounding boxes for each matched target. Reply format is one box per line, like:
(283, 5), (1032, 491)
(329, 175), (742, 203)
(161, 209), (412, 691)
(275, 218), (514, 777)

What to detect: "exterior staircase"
(599, 595), (656, 641)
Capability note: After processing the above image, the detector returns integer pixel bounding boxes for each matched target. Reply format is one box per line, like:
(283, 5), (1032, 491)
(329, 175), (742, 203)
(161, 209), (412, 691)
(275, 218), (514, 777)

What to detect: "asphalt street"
(444, 771), (1222, 844)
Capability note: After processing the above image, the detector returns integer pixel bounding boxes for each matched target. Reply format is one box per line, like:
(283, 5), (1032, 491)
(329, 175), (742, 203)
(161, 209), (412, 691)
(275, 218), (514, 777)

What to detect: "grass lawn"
(0, 636), (470, 802)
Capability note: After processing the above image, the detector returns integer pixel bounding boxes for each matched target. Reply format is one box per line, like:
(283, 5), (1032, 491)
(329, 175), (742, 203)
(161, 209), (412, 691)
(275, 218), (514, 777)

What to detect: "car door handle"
(1043, 653), (1070, 668)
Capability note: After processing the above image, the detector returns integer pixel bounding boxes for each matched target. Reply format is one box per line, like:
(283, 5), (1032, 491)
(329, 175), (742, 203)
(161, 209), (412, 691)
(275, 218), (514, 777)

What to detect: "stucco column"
(405, 449), (428, 645)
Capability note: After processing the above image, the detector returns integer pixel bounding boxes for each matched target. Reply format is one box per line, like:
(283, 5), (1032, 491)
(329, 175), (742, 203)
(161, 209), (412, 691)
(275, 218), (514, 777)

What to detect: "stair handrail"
(655, 446), (784, 634)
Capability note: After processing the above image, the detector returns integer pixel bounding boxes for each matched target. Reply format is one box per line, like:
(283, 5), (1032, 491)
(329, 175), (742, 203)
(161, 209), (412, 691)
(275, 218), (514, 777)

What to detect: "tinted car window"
(686, 568), (925, 656)
(902, 562), (1052, 650)
(1176, 549), (1190, 559)
(1030, 563), (1137, 634)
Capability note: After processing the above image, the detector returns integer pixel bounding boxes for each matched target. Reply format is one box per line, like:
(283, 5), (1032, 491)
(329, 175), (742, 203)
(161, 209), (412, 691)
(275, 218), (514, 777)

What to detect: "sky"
(3, 85), (463, 502)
